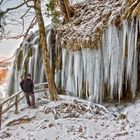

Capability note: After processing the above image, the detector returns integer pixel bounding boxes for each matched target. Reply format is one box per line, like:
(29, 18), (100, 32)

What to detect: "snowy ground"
(0, 95), (140, 140)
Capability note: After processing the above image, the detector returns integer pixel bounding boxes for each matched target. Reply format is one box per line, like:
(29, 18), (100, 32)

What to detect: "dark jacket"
(20, 78), (34, 93)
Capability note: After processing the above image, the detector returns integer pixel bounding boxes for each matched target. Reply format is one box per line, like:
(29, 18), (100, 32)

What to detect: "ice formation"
(8, 18), (140, 102)
(58, 18), (140, 103)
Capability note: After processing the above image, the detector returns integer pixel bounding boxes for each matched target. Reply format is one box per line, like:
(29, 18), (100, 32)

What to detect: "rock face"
(8, 0), (140, 103)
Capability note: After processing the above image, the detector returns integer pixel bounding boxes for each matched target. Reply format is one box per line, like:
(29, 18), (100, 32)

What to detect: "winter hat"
(26, 73), (31, 77)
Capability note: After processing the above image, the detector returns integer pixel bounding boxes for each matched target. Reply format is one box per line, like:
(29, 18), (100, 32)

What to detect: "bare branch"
(1, 16), (36, 40)
(0, 52), (17, 63)
(21, 7), (31, 19)
(21, 18), (25, 38)
(23, 0), (36, 9)
(6, 18), (23, 25)
(0, 0), (4, 5)
(2, 34), (24, 39)
(1, 0), (32, 16)
(0, 0), (36, 40)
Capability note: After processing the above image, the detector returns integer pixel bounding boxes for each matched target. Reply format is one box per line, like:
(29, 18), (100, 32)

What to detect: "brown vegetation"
(0, 69), (7, 84)
(58, 0), (140, 51)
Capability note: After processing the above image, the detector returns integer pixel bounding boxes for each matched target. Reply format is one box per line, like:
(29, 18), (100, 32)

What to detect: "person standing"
(20, 73), (35, 108)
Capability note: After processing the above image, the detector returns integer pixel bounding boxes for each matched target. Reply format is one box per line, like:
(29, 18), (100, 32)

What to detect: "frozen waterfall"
(8, 19), (140, 103)
(60, 18), (140, 103)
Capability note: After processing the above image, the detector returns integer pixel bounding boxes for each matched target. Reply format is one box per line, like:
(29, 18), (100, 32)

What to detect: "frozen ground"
(0, 95), (140, 140)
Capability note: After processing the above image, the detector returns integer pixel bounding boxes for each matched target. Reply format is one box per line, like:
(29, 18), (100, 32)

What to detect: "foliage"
(46, 0), (61, 25)
(46, 0), (75, 25)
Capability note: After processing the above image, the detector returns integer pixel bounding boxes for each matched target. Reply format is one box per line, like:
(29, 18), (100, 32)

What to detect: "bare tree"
(33, 0), (59, 100)
(0, 0), (35, 39)
(0, 0), (59, 100)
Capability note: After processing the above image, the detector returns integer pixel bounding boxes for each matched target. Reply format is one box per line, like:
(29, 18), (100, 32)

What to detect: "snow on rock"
(59, 0), (127, 50)
(59, 0), (140, 50)
(0, 95), (140, 140)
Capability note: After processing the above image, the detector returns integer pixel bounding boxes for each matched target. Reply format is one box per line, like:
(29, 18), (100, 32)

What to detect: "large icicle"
(66, 52), (76, 95)
(93, 49), (103, 103)
(130, 18), (138, 99)
(61, 48), (69, 91)
(73, 51), (83, 97)
(85, 49), (95, 101)
(117, 20), (127, 101)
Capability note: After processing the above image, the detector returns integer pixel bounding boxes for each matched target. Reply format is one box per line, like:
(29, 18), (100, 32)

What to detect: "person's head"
(26, 73), (31, 80)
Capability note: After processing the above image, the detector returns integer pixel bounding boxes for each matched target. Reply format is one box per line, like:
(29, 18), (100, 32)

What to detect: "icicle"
(126, 19), (135, 80)
(131, 53), (137, 99)
(102, 30), (110, 86)
(93, 49), (102, 103)
(130, 18), (138, 98)
(85, 48), (95, 101)
(106, 25), (120, 99)
(33, 44), (39, 83)
(61, 48), (69, 90)
(54, 32), (61, 88)
(65, 52), (76, 95)
(82, 49), (88, 99)
(39, 64), (45, 83)
(55, 70), (61, 87)
(73, 51), (83, 97)
(7, 62), (16, 96)
(118, 20), (128, 101)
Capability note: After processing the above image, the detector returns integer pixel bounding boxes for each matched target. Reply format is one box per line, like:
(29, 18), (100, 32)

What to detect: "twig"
(1, 1), (32, 16)
(0, 0), (4, 5)
(0, 52), (17, 63)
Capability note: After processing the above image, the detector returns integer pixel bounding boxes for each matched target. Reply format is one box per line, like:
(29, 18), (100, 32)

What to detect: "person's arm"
(20, 80), (24, 90)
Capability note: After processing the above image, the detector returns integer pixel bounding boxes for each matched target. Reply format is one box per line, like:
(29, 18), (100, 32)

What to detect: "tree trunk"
(59, 0), (75, 23)
(34, 0), (58, 101)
